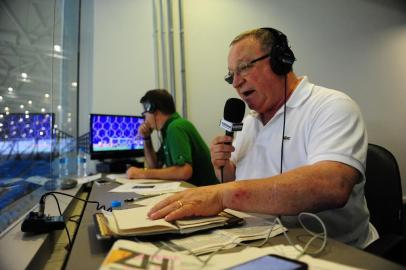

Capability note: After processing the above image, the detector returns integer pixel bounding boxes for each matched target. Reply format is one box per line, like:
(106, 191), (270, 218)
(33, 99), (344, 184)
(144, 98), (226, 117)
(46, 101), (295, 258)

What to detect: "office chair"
(364, 143), (406, 265)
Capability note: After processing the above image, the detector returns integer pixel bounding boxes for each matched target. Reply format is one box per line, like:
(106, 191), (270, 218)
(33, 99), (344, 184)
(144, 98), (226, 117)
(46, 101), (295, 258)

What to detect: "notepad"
(94, 206), (244, 238)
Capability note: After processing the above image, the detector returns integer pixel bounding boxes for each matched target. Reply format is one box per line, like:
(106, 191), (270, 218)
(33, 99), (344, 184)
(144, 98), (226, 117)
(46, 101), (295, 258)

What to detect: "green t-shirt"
(157, 113), (218, 186)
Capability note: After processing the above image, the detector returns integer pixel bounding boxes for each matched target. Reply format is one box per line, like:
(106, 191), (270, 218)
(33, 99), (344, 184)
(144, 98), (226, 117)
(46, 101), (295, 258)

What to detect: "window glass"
(0, 0), (80, 234)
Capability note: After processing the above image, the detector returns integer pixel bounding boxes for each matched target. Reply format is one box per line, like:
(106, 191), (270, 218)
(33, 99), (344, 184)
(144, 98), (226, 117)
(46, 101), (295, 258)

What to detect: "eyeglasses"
(224, 53), (270, 84)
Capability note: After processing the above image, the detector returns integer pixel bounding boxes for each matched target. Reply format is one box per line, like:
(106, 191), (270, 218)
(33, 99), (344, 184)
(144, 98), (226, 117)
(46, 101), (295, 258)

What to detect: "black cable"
(40, 191), (112, 212)
(68, 215), (81, 224)
(39, 191), (113, 250)
(220, 167), (224, 183)
(63, 224), (72, 250)
(47, 193), (72, 250)
(280, 75), (288, 174)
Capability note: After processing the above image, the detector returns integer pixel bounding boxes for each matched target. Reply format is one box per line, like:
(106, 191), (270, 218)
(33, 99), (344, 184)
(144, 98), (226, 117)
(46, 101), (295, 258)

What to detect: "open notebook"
(94, 205), (244, 239)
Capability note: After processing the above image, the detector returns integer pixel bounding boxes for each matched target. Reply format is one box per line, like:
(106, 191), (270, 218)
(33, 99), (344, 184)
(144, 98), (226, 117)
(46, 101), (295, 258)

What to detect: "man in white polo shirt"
(148, 27), (377, 248)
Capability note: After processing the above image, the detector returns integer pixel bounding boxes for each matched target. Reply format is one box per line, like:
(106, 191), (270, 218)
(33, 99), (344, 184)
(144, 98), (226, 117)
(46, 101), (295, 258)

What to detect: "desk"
(65, 181), (405, 270)
(0, 184), (83, 270)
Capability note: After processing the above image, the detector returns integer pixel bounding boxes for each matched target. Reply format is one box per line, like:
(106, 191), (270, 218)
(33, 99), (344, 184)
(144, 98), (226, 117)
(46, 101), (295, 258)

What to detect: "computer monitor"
(89, 113), (144, 160)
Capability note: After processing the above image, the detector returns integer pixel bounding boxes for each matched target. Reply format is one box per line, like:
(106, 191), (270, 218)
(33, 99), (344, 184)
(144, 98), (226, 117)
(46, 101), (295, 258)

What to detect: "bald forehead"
(231, 36), (259, 49)
(228, 37), (262, 59)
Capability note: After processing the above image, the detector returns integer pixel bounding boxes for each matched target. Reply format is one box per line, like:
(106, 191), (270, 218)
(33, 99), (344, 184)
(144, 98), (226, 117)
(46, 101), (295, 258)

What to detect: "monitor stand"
(96, 159), (144, 173)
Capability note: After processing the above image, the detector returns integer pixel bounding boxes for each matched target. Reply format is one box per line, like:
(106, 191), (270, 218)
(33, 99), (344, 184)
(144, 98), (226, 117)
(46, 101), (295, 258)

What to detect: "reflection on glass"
(0, 0), (80, 234)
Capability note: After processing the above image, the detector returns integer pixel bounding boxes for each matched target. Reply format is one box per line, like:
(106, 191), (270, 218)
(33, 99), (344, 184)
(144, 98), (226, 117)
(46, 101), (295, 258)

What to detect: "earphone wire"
(280, 74), (287, 174)
(154, 212), (328, 267)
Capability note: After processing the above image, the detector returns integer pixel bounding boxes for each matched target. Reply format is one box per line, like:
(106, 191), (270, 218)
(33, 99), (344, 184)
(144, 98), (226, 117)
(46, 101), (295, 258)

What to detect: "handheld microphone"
(220, 98), (246, 138)
(218, 98), (245, 183)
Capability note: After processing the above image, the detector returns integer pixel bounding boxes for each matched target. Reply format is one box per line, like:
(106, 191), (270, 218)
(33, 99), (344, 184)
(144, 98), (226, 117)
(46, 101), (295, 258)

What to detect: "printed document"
(108, 182), (186, 195)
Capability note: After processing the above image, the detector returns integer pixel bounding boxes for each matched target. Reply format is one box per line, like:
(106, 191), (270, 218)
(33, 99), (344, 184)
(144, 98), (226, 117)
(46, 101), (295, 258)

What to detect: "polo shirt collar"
(286, 76), (313, 108)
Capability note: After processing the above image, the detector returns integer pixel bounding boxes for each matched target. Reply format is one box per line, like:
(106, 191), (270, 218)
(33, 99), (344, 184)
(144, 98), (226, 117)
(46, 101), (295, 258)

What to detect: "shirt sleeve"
(307, 96), (368, 175)
(166, 124), (193, 166)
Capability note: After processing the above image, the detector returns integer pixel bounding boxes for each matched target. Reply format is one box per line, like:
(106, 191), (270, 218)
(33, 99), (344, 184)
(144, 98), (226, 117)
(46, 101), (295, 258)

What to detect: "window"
(0, 0), (80, 234)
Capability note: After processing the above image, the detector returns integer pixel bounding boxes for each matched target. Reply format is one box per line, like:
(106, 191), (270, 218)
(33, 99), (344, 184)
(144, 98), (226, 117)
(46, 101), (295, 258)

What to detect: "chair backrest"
(364, 143), (403, 235)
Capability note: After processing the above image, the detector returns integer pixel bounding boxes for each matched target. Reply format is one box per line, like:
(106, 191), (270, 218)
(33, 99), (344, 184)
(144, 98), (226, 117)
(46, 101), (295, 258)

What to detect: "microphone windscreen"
(224, 98), (246, 123)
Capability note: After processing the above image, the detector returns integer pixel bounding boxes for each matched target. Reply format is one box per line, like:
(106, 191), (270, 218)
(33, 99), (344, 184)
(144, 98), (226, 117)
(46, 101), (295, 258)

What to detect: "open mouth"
(242, 90), (255, 97)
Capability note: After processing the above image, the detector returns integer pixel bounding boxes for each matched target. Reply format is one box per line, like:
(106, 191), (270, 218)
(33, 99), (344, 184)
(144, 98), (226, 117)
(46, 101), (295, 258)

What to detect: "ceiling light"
(21, 73), (27, 79)
(41, 108), (46, 113)
(57, 105), (62, 110)
(45, 93), (50, 98)
(20, 104), (24, 109)
(71, 82), (77, 87)
(28, 100), (32, 105)
(8, 87), (13, 92)
(4, 107), (9, 111)
(54, 44), (62, 52)
(0, 96), (3, 101)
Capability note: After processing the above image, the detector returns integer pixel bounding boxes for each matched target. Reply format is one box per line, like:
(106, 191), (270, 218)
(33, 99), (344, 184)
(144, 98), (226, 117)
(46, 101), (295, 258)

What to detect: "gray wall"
(80, 0), (406, 197)
(80, 0), (155, 135)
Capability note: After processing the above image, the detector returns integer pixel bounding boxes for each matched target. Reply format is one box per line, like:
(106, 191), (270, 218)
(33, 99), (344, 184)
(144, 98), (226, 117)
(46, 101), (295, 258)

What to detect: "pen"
(124, 193), (161, 203)
(132, 185), (155, 189)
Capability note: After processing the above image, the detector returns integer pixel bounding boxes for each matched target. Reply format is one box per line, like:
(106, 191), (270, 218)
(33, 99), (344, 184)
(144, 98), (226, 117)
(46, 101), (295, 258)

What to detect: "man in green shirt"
(126, 89), (218, 186)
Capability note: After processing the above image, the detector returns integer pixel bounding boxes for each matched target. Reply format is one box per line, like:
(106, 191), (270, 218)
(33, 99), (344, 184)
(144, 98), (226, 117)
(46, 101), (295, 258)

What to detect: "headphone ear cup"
(148, 103), (156, 113)
(270, 44), (283, 75)
(263, 27), (296, 76)
(271, 43), (295, 75)
(144, 102), (156, 113)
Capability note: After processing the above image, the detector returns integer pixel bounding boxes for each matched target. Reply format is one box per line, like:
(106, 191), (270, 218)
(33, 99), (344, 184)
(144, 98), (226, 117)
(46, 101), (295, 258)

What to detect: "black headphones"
(261, 27), (296, 75)
(143, 101), (156, 113)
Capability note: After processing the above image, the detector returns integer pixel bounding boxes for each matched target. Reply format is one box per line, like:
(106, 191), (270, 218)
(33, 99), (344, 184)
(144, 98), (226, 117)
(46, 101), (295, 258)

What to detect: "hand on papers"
(148, 185), (225, 221)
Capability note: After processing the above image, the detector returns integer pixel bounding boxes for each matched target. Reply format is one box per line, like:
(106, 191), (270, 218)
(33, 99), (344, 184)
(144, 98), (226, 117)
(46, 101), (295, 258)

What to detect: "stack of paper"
(96, 198), (244, 237)
(168, 219), (287, 255)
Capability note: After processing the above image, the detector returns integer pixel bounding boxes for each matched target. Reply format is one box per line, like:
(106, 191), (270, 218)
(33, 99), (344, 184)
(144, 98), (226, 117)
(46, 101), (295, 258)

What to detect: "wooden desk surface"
(65, 181), (405, 270)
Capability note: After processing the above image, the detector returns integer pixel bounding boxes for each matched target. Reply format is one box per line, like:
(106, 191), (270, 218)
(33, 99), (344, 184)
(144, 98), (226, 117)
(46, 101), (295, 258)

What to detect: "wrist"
(221, 182), (239, 210)
(142, 167), (150, 178)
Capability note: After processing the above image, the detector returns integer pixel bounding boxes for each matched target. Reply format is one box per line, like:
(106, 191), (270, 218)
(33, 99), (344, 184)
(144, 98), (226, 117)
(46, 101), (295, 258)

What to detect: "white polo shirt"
(231, 76), (377, 248)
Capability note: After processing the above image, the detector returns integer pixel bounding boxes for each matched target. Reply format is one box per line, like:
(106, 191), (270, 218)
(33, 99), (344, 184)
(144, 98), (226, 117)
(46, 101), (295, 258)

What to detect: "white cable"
(149, 212), (328, 267)
(297, 212), (328, 256)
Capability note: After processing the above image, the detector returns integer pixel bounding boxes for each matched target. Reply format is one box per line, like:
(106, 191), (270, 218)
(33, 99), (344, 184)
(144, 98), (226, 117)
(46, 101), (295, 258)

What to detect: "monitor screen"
(0, 113), (54, 156)
(89, 113), (144, 160)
